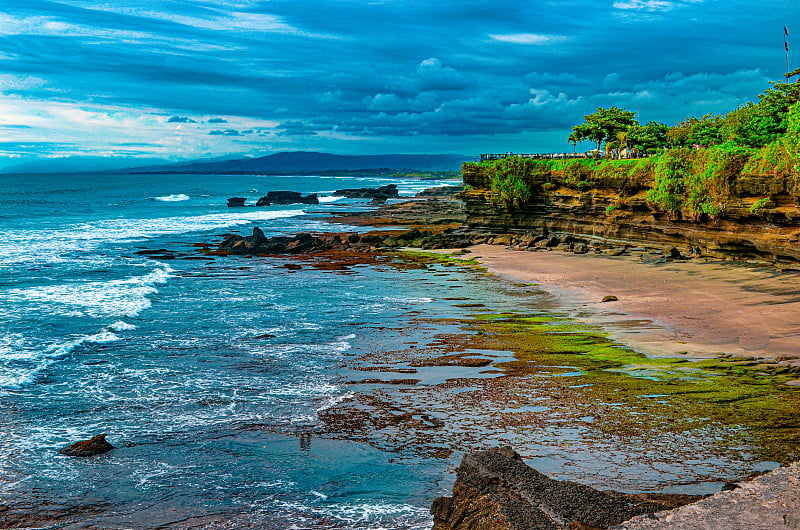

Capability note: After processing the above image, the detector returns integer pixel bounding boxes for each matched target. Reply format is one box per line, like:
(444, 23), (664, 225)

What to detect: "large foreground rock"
(615, 461), (800, 529)
(431, 447), (700, 530)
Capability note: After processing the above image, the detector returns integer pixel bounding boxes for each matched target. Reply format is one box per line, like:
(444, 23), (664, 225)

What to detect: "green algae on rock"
(447, 311), (800, 464)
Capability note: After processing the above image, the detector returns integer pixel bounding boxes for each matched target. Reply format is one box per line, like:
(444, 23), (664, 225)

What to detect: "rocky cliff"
(461, 157), (800, 266)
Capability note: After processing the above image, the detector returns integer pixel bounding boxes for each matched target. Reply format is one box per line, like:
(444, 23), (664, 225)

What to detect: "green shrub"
(742, 140), (793, 177)
(750, 197), (770, 216)
(684, 142), (752, 219)
(487, 157), (533, 207)
(646, 149), (693, 214)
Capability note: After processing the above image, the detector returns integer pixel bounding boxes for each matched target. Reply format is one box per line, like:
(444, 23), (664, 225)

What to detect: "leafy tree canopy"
(627, 121), (669, 152)
(570, 106), (637, 151)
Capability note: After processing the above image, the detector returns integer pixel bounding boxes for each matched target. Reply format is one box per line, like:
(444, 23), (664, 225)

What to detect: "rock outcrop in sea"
(255, 191), (319, 206)
(334, 184), (399, 200)
(216, 226), (475, 255)
(59, 434), (115, 457)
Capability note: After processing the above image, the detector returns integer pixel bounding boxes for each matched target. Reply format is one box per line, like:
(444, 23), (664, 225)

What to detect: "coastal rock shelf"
(617, 461), (800, 529)
(431, 447), (701, 530)
(215, 225), (475, 255)
(433, 447), (800, 530)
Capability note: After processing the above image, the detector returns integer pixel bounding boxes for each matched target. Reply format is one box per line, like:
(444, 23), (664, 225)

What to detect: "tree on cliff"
(627, 121), (669, 152)
(570, 106), (637, 151)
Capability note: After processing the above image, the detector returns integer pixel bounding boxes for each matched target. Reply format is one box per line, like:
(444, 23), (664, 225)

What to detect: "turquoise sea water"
(0, 172), (474, 528)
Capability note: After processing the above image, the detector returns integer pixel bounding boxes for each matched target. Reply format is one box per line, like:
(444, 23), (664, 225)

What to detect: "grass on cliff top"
(457, 312), (800, 463)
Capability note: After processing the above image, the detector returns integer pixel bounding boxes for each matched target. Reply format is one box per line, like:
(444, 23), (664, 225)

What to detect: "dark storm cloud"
(1, 0), (798, 157)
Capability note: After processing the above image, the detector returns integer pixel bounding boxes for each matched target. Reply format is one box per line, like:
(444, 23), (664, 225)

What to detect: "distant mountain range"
(1, 151), (470, 174)
(0, 156), (171, 174)
(128, 151), (469, 174)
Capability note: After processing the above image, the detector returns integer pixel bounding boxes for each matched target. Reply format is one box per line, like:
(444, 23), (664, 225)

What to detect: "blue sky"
(0, 0), (797, 164)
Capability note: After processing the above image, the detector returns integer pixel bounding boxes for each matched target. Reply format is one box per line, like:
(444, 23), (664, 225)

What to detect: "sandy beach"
(468, 244), (800, 364)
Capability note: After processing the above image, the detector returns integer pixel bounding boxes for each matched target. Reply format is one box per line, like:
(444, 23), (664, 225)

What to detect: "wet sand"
(468, 244), (800, 364)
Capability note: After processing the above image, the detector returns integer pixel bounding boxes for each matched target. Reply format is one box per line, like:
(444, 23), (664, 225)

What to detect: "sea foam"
(0, 326), (127, 389)
(0, 209), (305, 266)
(4, 263), (174, 318)
(149, 194), (190, 202)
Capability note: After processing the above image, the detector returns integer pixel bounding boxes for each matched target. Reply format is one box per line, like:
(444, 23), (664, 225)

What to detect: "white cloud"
(613, 0), (673, 11)
(0, 91), (280, 158)
(489, 33), (568, 45)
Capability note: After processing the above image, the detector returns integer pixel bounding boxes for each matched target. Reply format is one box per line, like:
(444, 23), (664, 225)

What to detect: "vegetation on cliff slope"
(464, 81), (800, 220)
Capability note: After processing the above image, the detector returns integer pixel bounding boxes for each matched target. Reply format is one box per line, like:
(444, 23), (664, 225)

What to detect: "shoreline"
(465, 244), (800, 366)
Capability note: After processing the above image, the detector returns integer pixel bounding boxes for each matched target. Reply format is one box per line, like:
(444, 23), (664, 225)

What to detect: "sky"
(0, 0), (798, 165)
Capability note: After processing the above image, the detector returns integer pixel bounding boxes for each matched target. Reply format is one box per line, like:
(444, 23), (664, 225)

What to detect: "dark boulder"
(334, 184), (399, 199)
(431, 446), (701, 530)
(59, 434), (115, 457)
(256, 191), (319, 206)
(665, 246), (683, 260)
(227, 197), (247, 207)
(252, 227), (267, 245)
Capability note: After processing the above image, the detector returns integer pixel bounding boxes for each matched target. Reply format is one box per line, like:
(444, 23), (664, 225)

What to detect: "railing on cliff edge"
(479, 152), (654, 162)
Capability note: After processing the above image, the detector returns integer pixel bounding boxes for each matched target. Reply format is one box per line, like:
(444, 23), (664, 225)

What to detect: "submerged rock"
(226, 197), (247, 207)
(59, 434), (115, 457)
(431, 446), (700, 530)
(602, 295), (619, 302)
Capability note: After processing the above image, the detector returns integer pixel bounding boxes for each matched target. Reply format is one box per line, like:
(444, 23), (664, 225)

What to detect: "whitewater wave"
(382, 296), (433, 305)
(317, 195), (344, 203)
(149, 194), (190, 202)
(275, 499), (431, 529)
(4, 263), (174, 318)
(0, 209), (305, 266)
(109, 321), (137, 332)
(0, 326), (128, 390)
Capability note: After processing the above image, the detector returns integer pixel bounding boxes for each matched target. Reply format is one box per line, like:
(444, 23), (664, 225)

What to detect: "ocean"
(0, 172), (472, 528)
(0, 172), (783, 529)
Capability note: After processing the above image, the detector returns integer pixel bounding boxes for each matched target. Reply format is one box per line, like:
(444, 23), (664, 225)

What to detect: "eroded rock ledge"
(215, 226), (477, 255)
(431, 447), (701, 530)
(461, 189), (800, 267)
(615, 461), (800, 529)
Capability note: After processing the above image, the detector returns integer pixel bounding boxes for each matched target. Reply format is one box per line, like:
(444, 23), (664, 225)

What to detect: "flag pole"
(786, 27), (790, 82)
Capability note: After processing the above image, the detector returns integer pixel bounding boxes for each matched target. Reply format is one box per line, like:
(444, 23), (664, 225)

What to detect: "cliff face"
(461, 184), (800, 266)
